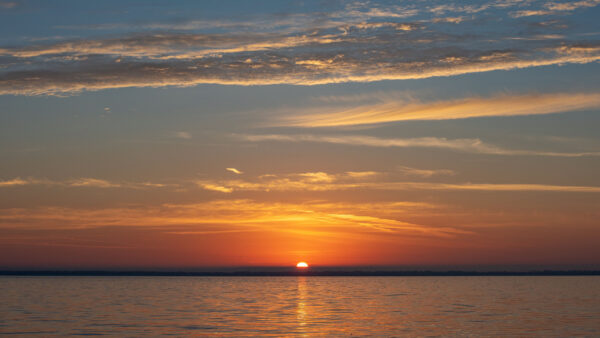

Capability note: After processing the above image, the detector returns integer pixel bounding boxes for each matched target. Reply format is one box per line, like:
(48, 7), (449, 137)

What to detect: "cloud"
(196, 171), (381, 193)
(0, 199), (465, 238)
(510, 10), (554, 17)
(68, 178), (121, 188)
(226, 168), (243, 175)
(172, 131), (192, 140)
(0, 178), (29, 187)
(0, 177), (172, 189)
(345, 171), (379, 179)
(195, 170), (600, 194)
(298, 172), (335, 182)
(545, 0), (600, 11)
(397, 166), (455, 177)
(510, 0), (600, 16)
(3, 40), (599, 96)
(419, 182), (600, 192)
(337, 2), (420, 19)
(239, 134), (600, 158)
(200, 183), (234, 193)
(345, 22), (422, 31)
(1, 1), (600, 96)
(431, 17), (465, 23)
(0, 33), (343, 59)
(275, 92), (600, 127)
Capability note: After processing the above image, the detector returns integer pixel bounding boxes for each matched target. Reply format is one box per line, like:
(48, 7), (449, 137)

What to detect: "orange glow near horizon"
(1, 194), (600, 268)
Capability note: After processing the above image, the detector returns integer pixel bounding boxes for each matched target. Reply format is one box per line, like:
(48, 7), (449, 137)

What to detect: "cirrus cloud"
(239, 134), (600, 158)
(274, 92), (600, 127)
(1, 0), (599, 96)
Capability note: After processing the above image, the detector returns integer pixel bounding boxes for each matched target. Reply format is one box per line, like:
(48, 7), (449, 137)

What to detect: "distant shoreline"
(1, 270), (599, 277)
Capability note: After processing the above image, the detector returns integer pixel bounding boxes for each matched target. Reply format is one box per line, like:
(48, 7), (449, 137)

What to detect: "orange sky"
(1, 0), (600, 269)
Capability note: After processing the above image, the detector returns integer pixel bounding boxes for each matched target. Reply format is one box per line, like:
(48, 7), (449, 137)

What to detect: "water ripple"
(0, 276), (599, 336)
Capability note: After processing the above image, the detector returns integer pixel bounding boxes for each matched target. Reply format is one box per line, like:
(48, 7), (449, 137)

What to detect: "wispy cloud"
(1, 0), (599, 95)
(397, 166), (455, 178)
(172, 131), (192, 140)
(226, 168), (243, 175)
(545, 0), (600, 11)
(239, 134), (600, 158)
(200, 183), (234, 193)
(195, 170), (600, 194)
(0, 199), (465, 238)
(196, 171), (380, 193)
(510, 0), (600, 16)
(431, 16), (465, 23)
(510, 9), (554, 17)
(0, 178), (30, 187)
(276, 92), (600, 127)
(417, 182), (600, 192)
(345, 171), (380, 179)
(68, 178), (121, 188)
(0, 177), (172, 189)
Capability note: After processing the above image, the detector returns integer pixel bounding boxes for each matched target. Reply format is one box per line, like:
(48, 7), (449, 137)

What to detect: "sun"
(296, 262), (309, 268)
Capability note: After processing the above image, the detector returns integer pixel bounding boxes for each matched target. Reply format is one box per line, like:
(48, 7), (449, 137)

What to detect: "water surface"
(1, 276), (599, 336)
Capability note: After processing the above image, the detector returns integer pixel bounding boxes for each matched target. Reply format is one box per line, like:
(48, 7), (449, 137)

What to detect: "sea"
(1, 276), (599, 336)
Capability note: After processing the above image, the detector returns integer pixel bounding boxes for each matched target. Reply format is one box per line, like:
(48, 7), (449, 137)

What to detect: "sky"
(1, 0), (600, 269)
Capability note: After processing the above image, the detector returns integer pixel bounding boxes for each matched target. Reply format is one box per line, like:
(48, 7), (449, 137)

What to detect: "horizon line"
(2, 270), (600, 277)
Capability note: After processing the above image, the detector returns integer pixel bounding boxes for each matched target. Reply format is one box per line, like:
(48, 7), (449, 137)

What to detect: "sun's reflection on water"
(296, 276), (308, 333)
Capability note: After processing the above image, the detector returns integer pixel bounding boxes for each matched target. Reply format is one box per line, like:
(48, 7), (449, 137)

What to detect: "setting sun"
(296, 262), (309, 268)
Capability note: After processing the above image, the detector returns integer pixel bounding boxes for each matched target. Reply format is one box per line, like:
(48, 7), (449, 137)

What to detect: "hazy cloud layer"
(240, 134), (600, 157)
(1, 0), (599, 95)
(0, 199), (467, 238)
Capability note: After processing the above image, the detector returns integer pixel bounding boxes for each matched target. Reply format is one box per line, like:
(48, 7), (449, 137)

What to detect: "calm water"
(1, 276), (599, 336)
